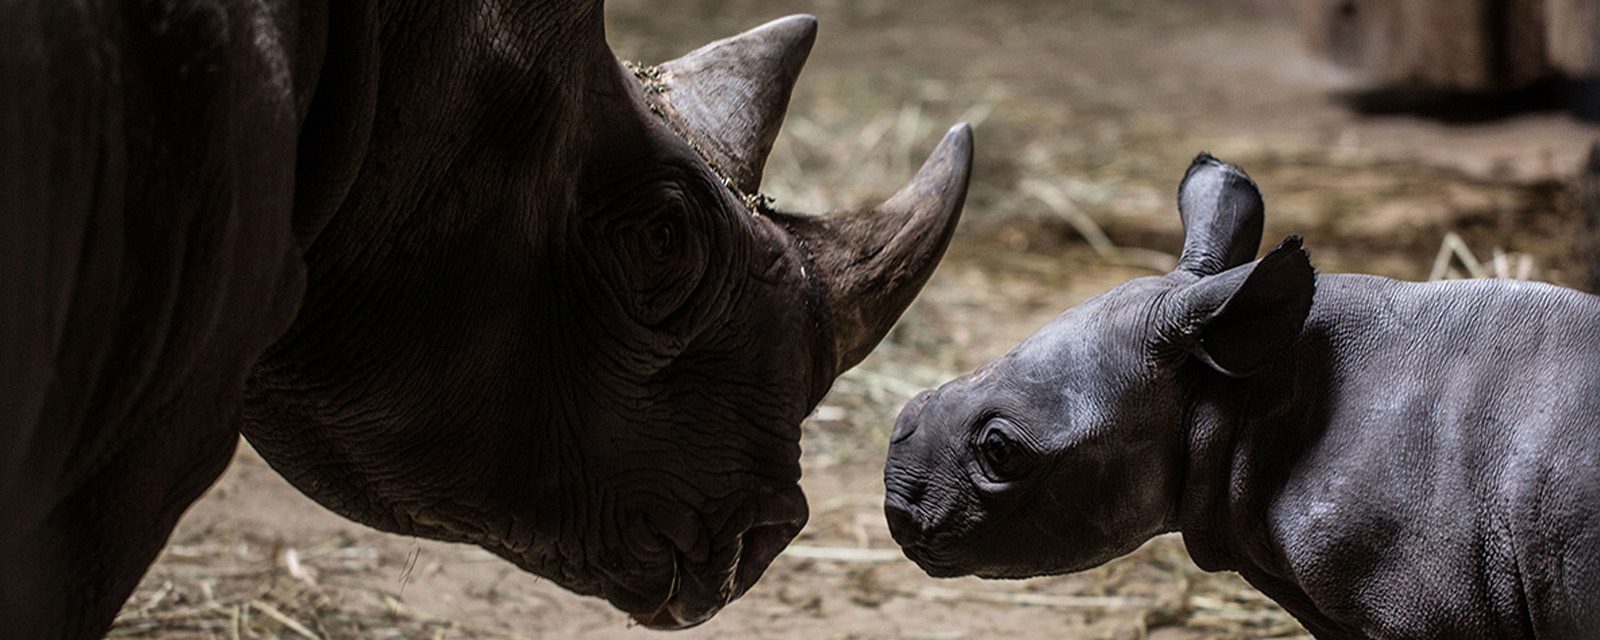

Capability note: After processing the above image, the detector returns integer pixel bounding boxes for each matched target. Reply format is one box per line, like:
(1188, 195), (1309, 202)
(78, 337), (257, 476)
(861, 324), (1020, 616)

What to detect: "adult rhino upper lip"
(631, 517), (805, 630)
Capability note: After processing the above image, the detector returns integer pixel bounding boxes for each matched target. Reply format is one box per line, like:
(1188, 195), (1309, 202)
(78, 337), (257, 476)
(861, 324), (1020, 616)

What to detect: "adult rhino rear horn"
(658, 14), (818, 194)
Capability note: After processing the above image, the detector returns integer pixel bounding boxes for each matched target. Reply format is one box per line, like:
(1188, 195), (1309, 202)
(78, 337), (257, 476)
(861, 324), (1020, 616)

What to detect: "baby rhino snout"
(884, 390), (936, 547)
(884, 385), (980, 578)
(883, 500), (922, 544)
(883, 487), (927, 560)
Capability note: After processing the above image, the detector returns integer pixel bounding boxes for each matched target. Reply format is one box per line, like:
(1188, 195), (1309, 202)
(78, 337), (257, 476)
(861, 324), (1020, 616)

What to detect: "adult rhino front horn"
(1, 3), (971, 636)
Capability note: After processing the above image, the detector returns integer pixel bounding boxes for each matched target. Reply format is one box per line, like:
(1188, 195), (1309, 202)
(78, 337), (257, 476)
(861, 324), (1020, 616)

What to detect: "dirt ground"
(112, 1), (1600, 638)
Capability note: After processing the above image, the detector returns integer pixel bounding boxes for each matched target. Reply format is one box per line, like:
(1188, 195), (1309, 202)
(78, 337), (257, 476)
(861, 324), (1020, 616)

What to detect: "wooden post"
(1547, 0), (1600, 77)
(1302, 0), (1572, 91)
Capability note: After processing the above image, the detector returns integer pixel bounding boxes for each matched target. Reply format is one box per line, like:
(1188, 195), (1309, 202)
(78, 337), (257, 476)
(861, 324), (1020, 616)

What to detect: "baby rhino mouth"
(631, 519), (804, 629)
(883, 461), (982, 579)
(883, 498), (969, 578)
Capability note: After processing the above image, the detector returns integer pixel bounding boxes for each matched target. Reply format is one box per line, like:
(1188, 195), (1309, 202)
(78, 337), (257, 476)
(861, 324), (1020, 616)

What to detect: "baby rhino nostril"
(883, 503), (922, 543)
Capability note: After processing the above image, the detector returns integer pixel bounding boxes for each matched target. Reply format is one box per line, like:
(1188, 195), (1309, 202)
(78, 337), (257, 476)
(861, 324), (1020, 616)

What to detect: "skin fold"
(885, 154), (1600, 639)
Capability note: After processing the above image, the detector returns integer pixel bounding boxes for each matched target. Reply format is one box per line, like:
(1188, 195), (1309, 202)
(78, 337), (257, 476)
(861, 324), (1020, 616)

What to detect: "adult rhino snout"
(630, 490), (808, 630)
(629, 522), (800, 630)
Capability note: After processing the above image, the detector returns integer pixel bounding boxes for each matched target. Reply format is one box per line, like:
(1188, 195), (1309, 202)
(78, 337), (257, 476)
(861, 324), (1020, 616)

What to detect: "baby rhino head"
(883, 154), (1317, 579)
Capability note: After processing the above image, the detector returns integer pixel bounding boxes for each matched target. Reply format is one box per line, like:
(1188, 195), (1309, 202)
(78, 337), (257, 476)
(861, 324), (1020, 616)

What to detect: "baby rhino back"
(1271, 275), (1600, 638)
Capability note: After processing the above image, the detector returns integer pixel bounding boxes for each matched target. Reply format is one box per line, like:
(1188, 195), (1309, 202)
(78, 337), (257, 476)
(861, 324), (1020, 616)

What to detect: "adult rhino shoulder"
(1, 2), (974, 636)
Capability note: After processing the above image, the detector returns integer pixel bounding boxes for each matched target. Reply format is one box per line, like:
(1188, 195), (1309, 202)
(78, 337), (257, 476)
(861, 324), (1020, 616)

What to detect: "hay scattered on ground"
(111, 531), (529, 640)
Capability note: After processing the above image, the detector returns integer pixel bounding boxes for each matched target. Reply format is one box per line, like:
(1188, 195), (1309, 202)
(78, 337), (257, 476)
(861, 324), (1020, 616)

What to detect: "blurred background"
(113, 1), (1599, 638)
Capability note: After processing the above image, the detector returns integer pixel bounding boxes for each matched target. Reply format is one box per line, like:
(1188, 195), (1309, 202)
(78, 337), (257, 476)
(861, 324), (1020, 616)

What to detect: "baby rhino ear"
(1170, 236), (1316, 377)
(1176, 153), (1265, 277)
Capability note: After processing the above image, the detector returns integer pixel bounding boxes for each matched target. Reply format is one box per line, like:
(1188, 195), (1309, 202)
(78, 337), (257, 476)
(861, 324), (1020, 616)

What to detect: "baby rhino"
(884, 154), (1600, 639)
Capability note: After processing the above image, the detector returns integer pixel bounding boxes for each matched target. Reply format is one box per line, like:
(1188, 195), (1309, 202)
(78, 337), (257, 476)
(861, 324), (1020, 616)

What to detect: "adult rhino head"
(243, 5), (971, 630)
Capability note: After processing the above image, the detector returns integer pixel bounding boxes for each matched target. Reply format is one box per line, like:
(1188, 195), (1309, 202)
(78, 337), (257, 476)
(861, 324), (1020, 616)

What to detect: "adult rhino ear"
(775, 124), (973, 373)
(1176, 153), (1265, 277)
(1167, 236), (1316, 377)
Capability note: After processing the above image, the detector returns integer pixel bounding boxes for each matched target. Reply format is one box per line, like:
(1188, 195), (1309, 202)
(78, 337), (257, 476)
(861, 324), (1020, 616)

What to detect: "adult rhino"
(1, 2), (972, 636)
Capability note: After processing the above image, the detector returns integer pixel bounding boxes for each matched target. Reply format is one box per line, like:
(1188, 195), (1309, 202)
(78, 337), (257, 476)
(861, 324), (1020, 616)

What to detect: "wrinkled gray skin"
(2, 2), (971, 637)
(886, 154), (1600, 639)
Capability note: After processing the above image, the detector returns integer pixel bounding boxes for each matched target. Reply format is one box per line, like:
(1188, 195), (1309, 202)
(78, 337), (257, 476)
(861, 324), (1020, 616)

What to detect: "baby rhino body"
(884, 155), (1600, 639)
(1192, 275), (1600, 637)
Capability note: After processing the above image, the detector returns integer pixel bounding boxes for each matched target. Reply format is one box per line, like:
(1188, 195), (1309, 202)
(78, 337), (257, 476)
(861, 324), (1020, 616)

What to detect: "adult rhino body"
(2, 2), (973, 636)
(885, 155), (1599, 638)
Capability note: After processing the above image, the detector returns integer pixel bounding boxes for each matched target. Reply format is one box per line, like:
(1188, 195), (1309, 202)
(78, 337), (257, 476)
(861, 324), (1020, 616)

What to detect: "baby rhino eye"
(978, 421), (1028, 481)
(982, 431), (1011, 467)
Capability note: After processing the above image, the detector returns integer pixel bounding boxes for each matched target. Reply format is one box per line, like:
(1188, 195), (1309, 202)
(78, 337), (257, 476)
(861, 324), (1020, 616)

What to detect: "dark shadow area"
(1336, 76), (1600, 124)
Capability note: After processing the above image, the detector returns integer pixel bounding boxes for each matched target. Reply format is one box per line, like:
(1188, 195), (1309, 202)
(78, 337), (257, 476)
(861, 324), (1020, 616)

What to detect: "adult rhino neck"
(246, 0), (610, 536)
(288, 0), (604, 249)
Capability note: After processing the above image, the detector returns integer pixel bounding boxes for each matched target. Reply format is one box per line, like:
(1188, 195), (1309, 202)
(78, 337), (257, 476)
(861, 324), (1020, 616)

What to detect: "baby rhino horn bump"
(1177, 152), (1265, 277)
(796, 123), (974, 373)
(659, 15), (818, 194)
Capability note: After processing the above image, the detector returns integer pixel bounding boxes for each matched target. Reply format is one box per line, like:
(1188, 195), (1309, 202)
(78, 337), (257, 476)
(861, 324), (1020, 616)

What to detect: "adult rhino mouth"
(631, 513), (806, 629)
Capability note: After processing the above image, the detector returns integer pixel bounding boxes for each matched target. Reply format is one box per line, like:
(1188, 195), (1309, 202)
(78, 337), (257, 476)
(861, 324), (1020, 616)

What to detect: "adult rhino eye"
(644, 218), (679, 261)
(600, 200), (703, 327)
